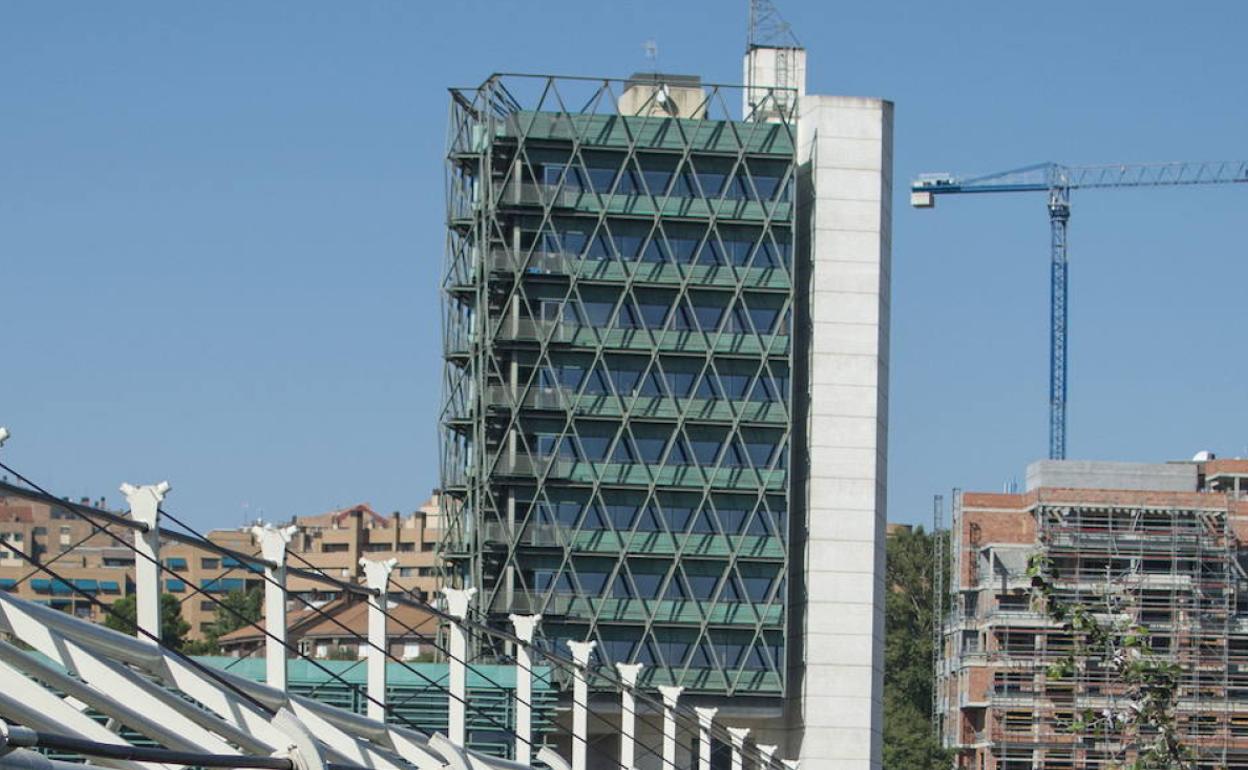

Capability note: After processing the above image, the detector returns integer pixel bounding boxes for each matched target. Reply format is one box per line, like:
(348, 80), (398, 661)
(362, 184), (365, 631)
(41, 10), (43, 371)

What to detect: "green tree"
(1028, 554), (1189, 770)
(181, 588), (264, 655)
(883, 525), (950, 770)
(104, 593), (191, 650)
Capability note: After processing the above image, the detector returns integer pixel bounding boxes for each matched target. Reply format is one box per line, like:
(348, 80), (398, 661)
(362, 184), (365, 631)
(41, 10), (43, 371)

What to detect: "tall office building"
(440, 42), (891, 768)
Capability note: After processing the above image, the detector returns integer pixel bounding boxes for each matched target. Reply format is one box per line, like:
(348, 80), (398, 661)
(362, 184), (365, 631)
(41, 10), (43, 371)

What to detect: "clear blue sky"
(3, 1), (1246, 530)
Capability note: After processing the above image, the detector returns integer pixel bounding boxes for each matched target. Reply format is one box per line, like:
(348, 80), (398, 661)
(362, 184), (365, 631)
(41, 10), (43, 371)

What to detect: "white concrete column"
(695, 707), (718, 770)
(757, 744), (777, 770)
(794, 94), (893, 770)
(566, 641), (596, 770)
(251, 524), (295, 691)
(615, 662), (643, 770)
(509, 613), (542, 765)
(782, 761), (800, 770)
(728, 727), (750, 770)
(658, 685), (683, 770)
(121, 481), (170, 644)
(441, 587), (477, 747)
(360, 557), (397, 722)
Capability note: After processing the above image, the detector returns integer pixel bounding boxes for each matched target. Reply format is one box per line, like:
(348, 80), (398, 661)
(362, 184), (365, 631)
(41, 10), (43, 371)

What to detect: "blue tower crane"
(912, 161), (1248, 460)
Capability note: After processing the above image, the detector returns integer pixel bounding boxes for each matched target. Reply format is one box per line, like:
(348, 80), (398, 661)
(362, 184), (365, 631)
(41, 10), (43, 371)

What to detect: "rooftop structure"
(939, 456), (1248, 770)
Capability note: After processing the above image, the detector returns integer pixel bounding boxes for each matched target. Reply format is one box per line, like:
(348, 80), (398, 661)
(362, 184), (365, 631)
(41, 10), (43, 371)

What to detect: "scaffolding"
(940, 491), (1248, 770)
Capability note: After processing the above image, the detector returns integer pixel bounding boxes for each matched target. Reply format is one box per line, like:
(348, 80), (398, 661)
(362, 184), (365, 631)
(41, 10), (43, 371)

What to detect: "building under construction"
(939, 458), (1248, 770)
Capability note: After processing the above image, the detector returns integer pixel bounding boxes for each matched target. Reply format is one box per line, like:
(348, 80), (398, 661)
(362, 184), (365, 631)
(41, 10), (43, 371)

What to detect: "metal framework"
(439, 74), (798, 699)
(939, 491), (1248, 770)
(0, 428), (799, 770)
(911, 160), (1248, 460)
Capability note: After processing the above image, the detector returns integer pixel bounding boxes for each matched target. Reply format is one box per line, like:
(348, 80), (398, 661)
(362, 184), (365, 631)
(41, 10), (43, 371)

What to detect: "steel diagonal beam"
(0, 661), (167, 770)
(0, 641), (212, 761)
(0, 595), (248, 755)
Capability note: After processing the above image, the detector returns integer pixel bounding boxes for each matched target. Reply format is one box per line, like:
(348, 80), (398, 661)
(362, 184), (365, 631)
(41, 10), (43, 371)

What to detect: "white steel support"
(252, 524), (295, 692)
(508, 614), (541, 765)
(658, 685), (683, 770)
(727, 728), (750, 770)
(360, 558), (397, 722)
(566, 641), (596, 770)
(121, 482), (170, 644)
(782, 761), (799, 770)
(695, 707), (718, 770)
(757, 744), (777, 770)
(614, 663), (643, 770)
(440, 587), (477, 748)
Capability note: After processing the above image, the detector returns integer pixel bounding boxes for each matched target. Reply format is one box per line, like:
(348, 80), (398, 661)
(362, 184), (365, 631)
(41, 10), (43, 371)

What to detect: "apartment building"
(0, 491), (443, 639)
(940, 458), (1248, 770)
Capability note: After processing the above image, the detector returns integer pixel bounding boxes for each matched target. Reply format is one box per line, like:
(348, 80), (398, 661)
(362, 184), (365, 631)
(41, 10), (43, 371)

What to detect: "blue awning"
(74, 579), (99, 592)
(29, 578), (52, 593)
(99, 580), (120, 593)
(200, 577), (245, 593)
(165, 557), (188, 570)
(165, 579), (186, 593)
(0, 578), (15, 589)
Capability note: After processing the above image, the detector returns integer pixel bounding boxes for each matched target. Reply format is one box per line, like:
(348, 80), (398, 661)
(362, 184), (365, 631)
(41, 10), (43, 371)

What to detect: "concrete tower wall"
(789, 94), (893, 770)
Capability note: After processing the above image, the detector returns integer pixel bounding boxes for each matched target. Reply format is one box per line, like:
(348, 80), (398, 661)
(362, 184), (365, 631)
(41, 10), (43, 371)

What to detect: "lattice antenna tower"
(747, 0), (800, 50)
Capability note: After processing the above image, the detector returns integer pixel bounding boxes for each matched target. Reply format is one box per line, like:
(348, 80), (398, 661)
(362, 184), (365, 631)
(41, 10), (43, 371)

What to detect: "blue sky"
(3, 1), (1246, 530)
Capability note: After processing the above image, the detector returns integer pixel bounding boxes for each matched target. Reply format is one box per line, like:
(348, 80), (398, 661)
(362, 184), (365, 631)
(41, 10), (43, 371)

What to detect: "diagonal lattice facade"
(440, 74), (797, 698)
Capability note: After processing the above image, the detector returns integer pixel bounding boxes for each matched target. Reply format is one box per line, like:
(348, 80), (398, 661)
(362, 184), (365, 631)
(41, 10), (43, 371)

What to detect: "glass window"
(741, 573), (775, 602)
(654, 632), (691, 666)
(580, 299), (615, 327)
(636, 300), (670, 330)
(748, 304), (782, 334)
(663, 366), (697, 398)
(663, 504), (694, 532)
(573, 560), (612, 595)
(743, 437), (779, 467)
(628, 564), (668, 601)
(605, 503), (637, 530)
(696, 169), (728, 197)
(633, 433), (668, 464)
(577, 433), (613, 462)
(586, 166), (617, 193)
(607, 365), (641, 394)
(687, 434), (724, 464)
(640, 236), (669, 263)
(715, 504), (749, 534)
(692, 303), (724, 332)
(641, 168), (673, 196)
(638, 371), (664, 397)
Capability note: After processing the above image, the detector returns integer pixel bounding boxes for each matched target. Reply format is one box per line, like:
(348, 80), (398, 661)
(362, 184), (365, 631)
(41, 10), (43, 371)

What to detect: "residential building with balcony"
(0, 491), (444, 640)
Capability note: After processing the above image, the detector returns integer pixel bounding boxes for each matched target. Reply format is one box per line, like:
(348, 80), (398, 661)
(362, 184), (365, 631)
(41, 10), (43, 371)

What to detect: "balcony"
(493, 318), (790, 356)
(483, 384), (788, 424)
(498, 111), (796, 157)
(486, 248), (791, 290)
(492, 453), (786, 491)
(492, 590), (783, 626)
(494, 180), (792, 224)
(479, 520), (784, 559)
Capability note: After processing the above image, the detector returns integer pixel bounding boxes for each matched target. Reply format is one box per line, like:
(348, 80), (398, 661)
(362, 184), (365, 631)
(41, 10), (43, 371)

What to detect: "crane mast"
(912, 160), (1248, 460)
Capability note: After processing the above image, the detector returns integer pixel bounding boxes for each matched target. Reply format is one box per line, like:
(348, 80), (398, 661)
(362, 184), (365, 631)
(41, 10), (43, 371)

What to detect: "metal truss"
(439, 74), (797, 698)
